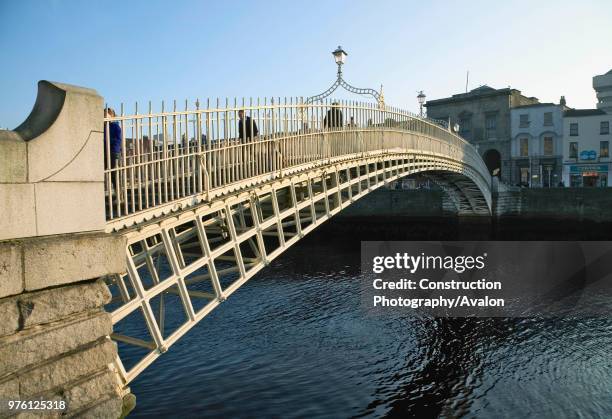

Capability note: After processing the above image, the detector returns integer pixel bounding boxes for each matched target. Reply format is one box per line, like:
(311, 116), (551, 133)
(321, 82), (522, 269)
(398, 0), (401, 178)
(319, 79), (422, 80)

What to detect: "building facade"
(425, 85), (539, 182)
(562, 109), (611, 187)
(510, 101), (566, 187)
(560, 69), (612, 188)
(594, 69), (612, 113)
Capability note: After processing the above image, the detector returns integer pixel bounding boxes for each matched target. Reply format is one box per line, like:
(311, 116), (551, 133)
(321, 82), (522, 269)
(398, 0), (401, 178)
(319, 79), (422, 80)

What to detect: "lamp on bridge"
(332, 46), (348, 74)
(306, 45), (384, 107)
(417, 90), (426, 117)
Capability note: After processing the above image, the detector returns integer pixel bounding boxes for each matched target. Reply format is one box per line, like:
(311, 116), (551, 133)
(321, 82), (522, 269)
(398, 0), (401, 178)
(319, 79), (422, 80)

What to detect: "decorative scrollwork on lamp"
(306, 46), (385, 108)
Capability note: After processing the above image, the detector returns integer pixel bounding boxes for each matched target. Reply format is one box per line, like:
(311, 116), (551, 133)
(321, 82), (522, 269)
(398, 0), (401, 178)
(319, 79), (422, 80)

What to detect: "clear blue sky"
(1, 0), (611, 128)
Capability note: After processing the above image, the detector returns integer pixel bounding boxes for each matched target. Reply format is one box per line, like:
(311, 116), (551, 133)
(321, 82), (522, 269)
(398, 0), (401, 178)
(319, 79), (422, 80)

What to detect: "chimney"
(560, 96), (567, 106)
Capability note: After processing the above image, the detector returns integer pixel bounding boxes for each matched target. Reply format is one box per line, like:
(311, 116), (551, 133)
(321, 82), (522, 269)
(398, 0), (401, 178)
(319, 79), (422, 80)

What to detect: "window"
(570, 174), (582, 187)
(519, 114), (529, 127)
(520, 138), (529, 157)
(601, 121), (610, 135)
(544, 136), (553, 156)
(485, 114), (497, 139)
(570, 123), (578, 136)
(543, 112), (553, 126)
(459, 116), (472, 137)
(569, 142), (578, 158)
(601, 141), (610, 158)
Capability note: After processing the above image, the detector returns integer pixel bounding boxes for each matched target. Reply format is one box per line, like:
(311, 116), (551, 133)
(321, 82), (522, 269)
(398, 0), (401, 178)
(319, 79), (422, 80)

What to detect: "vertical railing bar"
(104, 111), (114, 220)
(183, 99), (189, 198)
(145, 101), (151, 209)
(120, 103), (128, 216)
(256, 97), (261, 177)
(215, 98), (220, 189)
(162, 100), (169, 205)
(205, 99), (211, 199)
(223, 97), (228, 187)
(195, 99), (201, 195)
(170, 100), (177, 202)
(133, 102), (139, 213)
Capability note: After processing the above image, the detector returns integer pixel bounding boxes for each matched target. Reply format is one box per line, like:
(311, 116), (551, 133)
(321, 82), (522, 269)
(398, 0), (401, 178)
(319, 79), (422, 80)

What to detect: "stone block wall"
(494, 187), (612, 221)
(0, 80), (132, 418)
(0, 233), (132, 418)
(338, 188), (446, 217)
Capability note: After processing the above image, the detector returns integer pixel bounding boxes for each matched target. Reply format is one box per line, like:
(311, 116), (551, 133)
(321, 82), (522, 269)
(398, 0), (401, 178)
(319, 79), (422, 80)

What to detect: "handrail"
(103, 99), (490, 225)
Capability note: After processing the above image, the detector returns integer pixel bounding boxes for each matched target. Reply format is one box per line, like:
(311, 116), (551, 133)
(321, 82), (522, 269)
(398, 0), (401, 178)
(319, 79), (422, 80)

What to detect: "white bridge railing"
(104, 99), (489, 226)
(103, 97), (492, 384)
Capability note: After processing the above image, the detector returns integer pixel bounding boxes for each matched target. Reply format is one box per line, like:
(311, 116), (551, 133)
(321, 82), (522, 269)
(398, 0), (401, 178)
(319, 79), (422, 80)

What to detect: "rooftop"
(513, 102), (556, 109)
(425, 85), (534, 107)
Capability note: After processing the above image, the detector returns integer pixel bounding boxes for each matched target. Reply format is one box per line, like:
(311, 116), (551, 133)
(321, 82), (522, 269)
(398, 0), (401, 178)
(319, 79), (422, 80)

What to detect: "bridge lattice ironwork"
(102, 98), (492, 385)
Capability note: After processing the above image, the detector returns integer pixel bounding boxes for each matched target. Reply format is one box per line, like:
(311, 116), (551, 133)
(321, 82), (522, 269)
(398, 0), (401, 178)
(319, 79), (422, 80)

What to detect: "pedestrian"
(104, 108), (122, 189)
(238, 110), (258, 141)
(323, 102), (343, 128)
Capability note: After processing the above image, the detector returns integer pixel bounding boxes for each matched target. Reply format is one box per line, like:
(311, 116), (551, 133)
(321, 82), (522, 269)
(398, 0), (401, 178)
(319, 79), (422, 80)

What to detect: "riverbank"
(322, 215), (612, 240)
(338, 187), (612, 220)
(333, 187), (612, 240)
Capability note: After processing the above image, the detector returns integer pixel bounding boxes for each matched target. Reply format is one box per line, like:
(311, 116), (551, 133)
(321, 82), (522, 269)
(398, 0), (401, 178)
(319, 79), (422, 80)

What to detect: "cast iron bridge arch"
(102, 98), (492, 384)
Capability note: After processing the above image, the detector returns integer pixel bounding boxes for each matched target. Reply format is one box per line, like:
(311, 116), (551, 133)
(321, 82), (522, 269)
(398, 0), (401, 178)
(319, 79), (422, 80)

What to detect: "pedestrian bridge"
(1, 81), (491, 389)
(102, 96), (492, 384)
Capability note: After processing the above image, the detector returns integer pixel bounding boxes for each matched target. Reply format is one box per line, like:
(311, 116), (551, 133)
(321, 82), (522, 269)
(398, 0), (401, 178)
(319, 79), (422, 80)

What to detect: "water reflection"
(127, 219), (612, 418)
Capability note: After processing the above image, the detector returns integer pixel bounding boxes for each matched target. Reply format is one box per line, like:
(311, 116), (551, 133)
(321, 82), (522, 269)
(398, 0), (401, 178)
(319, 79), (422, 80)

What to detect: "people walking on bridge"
(104, 108), (122, 167)
(324, 102), (343, 129)
(104, 108), (122, 193)
(104, 108), (121, 169)
(238, 109), (258, 141)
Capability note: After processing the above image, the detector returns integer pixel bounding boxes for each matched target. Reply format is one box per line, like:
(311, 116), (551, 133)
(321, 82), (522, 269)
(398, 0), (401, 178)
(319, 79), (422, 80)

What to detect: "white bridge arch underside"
(105, 129), (491, 385)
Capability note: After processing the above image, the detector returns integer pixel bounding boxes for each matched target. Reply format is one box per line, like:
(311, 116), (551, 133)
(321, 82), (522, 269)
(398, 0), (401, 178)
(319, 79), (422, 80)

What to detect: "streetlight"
(332, 46), (348, 72)
(417, 90), (426, 117)
(306, 46), (384, 107)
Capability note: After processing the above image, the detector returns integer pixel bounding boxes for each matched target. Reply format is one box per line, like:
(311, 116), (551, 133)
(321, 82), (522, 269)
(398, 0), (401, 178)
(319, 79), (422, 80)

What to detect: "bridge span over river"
(0, 81), (491, 415)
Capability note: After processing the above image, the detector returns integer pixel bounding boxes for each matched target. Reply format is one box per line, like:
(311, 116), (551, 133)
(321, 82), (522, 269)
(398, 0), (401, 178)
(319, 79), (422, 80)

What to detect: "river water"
(126, 219), (612, 418)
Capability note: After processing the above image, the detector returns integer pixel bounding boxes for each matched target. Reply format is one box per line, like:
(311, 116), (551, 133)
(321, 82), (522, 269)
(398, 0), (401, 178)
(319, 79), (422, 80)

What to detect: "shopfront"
(540, 159), (558, 187)
(514, 159), (560, 187)
(514, 159), (530, 187)
(569, 164), (610, 187)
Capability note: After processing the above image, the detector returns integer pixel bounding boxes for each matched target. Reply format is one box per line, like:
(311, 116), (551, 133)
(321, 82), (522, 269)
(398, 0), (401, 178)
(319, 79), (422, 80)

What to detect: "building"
(561, 69), (612, 188)
(562, 108), (611, 187)
(425, 85), (539, 182)
(510, 99), (567, 187)
(594, 69), (612, 113)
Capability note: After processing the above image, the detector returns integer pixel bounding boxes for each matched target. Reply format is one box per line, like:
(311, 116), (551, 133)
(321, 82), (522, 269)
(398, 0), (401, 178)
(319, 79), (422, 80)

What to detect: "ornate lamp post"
(306, 46), (384, 107)
(332, 46), (347, 74)
(417, 90), (426, 117)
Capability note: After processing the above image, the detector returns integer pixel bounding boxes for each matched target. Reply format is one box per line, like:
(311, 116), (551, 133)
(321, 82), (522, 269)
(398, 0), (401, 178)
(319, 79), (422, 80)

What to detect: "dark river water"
(125, 218), (612, 418)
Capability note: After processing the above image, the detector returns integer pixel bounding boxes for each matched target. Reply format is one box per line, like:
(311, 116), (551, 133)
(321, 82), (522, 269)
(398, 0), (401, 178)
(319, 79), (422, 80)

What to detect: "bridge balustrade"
(104, 99), (489, 226)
